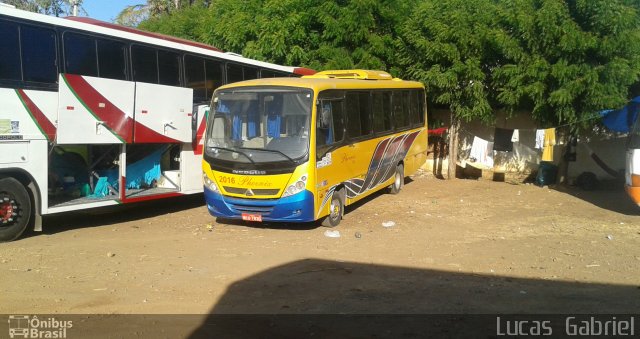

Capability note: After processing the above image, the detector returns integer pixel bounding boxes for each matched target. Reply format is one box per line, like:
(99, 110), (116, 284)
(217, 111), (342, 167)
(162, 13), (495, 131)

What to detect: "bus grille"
(227, 202), (275, 215)
(223, 186), (280, 196)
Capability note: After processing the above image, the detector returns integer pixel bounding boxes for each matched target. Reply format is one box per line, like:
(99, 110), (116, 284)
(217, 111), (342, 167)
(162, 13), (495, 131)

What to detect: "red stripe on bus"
(121, 192), (183, 204)
(64, 74), (134, 143)
(134, 121), (179, 143)
(16, 89), (57, 141)
(194, 120), (207, 155)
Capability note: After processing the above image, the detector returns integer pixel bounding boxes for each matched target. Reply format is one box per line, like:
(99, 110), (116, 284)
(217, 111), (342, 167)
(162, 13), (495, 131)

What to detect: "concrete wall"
(427, 109), (626, 181)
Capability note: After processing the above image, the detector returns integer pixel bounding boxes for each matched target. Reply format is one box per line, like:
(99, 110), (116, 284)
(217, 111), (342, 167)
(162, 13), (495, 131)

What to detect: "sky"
(81, 0), (141, 22)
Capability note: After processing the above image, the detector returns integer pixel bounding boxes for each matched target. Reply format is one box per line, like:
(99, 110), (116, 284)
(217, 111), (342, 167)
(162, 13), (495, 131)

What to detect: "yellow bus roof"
(216, 72), (425, 93)
(306, 69), (394, 80)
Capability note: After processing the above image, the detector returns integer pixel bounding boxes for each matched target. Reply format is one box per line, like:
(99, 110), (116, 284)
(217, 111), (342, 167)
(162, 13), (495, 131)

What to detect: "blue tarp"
(599, 96), (640, 132)
(91, 148), (164, 198)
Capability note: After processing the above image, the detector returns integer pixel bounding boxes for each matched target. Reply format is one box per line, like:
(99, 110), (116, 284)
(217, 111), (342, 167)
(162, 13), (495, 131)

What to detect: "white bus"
(0, 4), (314, 241)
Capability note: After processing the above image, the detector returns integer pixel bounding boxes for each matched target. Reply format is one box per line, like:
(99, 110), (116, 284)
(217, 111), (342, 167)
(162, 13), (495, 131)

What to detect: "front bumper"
(204, 187), (315, 222)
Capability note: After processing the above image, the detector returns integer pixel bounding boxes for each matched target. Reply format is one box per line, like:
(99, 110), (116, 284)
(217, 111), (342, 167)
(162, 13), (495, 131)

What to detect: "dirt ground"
(1, 171), (639, 319)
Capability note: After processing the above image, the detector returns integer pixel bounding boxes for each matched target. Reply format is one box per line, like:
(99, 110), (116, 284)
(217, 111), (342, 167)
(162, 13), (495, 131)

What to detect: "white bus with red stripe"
(0, 4), (314, 241)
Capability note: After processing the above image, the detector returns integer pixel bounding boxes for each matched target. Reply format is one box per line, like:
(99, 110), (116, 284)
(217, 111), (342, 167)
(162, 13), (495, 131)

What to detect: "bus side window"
(244, 67), (258, 80)
(132, 45), (158, 83)
(185, 55), (206, 102)
(64, 33), (98, 77)
(373, 91), (392, 134)
(158, 50), (180, 86)
(97, 39), (127, 81)
(205, 59), (223, 100)
(0, 21), (21, 81)
(21, 25), (57, 84)
(226, 63), (243, 84)
(316, 100), (344, 154)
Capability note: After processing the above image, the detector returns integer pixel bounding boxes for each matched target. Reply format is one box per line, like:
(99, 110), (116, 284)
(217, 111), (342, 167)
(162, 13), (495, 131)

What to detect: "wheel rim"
(394, 171), (401, 189)
(0, 194), (18, 227)
(330, 198), (341, 221)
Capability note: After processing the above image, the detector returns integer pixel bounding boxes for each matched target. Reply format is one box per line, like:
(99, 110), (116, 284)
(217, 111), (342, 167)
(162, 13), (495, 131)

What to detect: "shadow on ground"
(214, 178), (414, 231)
(29, 194), (206, 237)
(552, 182), (638, 216)
(189, 259), (640, 338)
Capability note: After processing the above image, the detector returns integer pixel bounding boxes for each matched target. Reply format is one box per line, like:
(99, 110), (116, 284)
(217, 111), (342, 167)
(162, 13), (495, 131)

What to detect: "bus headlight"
(203, 173), (220, 193)
(282, 174), (307, 197)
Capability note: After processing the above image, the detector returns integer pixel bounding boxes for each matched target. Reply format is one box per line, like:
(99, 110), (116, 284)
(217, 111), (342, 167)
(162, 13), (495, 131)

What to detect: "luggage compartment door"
(57, 74), (134, 144)
(133, 83), (193, 143)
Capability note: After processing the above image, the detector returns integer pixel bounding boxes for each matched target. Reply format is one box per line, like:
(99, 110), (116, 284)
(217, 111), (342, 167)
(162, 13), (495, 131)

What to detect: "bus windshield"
(206, 87), (313, 164)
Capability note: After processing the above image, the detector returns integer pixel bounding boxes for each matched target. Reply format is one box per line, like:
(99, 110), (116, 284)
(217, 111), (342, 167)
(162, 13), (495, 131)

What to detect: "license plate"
(241, 213), (262, 222)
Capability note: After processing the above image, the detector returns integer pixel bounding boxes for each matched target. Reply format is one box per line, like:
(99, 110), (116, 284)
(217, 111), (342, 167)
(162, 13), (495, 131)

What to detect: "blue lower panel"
(204, 187), (315, 222)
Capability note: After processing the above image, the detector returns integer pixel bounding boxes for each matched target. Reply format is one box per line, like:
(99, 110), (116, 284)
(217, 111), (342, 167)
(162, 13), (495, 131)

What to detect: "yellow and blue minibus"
(202, 70), (428, 226)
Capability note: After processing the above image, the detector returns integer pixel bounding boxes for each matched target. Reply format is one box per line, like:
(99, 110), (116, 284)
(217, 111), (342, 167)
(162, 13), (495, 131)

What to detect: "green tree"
(140, 0), (416, 71)
(398, 0), (640, 178)
(398, 0), (640, 127)
(397, 0), (501, 123)
(494, 0), (640, 126)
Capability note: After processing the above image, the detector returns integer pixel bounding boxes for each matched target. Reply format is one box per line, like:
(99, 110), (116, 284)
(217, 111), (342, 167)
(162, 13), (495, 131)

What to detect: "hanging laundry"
(511, 129), (520, 143)
(541, 128), (556, 162)
(535, 129), (545, 149)
(470, 136), (494, 167)
(485, 142), (494, 167)
(493, 128), (513, 152)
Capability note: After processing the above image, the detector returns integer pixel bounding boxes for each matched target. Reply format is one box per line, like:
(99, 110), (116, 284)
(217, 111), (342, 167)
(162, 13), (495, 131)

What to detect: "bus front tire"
(389, 164), (404, 194)
(0, 177), (31, 242)
(322, 190), (344, 227)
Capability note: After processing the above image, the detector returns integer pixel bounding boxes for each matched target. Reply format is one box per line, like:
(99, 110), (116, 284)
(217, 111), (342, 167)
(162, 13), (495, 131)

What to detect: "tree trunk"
(447, 116), (460, 180)
(556, 132), (574, 185)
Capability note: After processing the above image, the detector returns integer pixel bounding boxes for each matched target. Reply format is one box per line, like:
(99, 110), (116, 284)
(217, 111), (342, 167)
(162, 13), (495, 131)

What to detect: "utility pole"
(71, 0), (78, 16)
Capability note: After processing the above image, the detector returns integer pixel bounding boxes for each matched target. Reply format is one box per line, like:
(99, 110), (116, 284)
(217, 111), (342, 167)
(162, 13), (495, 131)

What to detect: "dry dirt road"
(1, 172), (639, 320)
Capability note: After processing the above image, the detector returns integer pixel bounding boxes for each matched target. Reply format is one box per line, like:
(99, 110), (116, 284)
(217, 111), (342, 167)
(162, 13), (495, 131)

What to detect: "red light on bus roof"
(293, 67), (317, 76)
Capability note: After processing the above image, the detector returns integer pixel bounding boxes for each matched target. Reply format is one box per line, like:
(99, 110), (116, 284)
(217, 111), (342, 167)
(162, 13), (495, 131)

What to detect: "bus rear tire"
(321, 189), (344, 227)
(389, 164), (404, 194)
(0, 178), (31, 242)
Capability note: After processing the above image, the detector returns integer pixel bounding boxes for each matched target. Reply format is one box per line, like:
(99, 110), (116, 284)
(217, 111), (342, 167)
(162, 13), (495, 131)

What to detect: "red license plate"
(241, 213), (262, 222)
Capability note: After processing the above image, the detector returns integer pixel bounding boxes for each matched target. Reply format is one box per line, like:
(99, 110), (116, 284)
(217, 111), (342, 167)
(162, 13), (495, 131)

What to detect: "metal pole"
(72, 0), (78, 16)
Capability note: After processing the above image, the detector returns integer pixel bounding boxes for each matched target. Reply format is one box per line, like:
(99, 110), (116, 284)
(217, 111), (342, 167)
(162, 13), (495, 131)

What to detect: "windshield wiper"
(238, 147), (296, 163)
(207, 146), (256, 165)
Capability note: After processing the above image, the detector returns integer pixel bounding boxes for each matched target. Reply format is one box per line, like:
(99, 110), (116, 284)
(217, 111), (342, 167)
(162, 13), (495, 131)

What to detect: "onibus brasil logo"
(8, 315), (72, 338)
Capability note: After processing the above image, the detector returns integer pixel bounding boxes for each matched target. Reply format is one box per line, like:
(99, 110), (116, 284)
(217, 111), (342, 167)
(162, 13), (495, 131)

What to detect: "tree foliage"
(397, 0), (501, 122)
(140, 0), (415, 72)
(398, 0), (640, 126)
(4, 0), (85, 16)
(115, 0), (207, 26)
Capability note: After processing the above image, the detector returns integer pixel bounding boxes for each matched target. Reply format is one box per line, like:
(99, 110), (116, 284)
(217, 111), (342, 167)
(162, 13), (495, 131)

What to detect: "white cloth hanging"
(470, 136), (494, 167)
(535, 129), (545, 149)
(511, 129), (520, 142)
